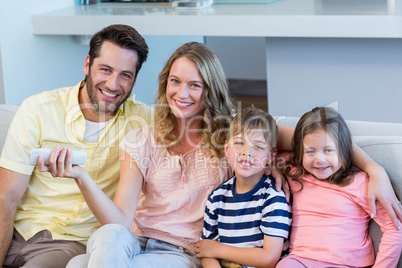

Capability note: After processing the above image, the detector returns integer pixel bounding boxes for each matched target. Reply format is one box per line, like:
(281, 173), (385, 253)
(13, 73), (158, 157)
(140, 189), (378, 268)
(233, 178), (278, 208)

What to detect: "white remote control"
(29, 148), (87, 166)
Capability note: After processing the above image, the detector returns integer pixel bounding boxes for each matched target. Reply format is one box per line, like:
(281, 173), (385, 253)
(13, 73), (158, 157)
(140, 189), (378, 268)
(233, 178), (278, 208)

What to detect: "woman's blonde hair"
(154, 42), (234, 157)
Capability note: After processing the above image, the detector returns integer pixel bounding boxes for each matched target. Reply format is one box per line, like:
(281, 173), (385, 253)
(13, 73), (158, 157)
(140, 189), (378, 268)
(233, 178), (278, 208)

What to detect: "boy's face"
(225, 129), (275, 182)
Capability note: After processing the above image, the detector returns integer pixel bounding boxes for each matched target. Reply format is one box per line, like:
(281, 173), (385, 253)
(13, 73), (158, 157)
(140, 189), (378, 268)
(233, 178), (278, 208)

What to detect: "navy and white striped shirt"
(201, 175), (290, 250)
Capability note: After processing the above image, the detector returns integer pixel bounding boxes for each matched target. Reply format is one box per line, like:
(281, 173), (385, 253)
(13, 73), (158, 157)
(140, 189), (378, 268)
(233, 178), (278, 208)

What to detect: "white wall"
(206, 37), (266, 81)
(0, 42), (4, 104)
(266, 37), (402, 123)
(206, 36), (402, 123)
(0, 1), (202, 106)
(0, 0), (88, 105)
(132, 35), (203, 105)
(2, 1), (402, 123)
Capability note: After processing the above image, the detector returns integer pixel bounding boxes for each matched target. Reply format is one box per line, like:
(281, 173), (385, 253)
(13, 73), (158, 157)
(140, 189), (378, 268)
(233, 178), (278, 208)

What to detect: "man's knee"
(21, 247), (85, 268)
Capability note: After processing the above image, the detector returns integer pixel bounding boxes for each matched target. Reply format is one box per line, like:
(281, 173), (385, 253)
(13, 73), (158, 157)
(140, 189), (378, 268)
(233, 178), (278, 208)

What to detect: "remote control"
(29, 148), (87, 166)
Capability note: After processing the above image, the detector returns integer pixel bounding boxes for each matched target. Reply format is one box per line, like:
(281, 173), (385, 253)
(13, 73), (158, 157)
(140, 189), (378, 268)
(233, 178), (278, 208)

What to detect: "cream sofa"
(0, 105), (400, 267)
(277, 116), (402, 267)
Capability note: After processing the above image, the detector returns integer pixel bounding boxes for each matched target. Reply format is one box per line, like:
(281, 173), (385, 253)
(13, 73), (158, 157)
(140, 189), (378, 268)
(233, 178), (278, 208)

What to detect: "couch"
(0, 105), (400, 267)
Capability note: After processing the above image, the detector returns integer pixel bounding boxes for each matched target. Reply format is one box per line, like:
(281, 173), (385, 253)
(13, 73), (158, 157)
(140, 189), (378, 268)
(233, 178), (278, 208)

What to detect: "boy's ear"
(224, 140), (229, 157)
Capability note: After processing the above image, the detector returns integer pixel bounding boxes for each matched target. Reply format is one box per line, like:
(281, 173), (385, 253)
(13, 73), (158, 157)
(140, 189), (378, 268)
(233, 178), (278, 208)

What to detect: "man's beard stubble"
(85, 73), (131, 115)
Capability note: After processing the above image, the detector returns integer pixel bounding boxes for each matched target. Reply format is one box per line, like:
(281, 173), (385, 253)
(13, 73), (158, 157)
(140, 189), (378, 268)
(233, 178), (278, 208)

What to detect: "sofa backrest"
(0, 105), (19, 153)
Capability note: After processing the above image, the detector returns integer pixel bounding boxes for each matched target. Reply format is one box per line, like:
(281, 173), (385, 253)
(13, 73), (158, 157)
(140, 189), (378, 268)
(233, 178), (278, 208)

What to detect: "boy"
(195, 107), (291, 268)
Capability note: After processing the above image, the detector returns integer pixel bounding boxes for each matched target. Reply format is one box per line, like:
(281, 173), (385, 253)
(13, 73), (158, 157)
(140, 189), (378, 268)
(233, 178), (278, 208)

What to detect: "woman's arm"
(353, 143), (402, 229)
(269, 125), (294, 196)
(38, 146), (143, 228)
(371, 204), (402, 267)
(195, 236), (283, 268)
(277, 125), (294, 151)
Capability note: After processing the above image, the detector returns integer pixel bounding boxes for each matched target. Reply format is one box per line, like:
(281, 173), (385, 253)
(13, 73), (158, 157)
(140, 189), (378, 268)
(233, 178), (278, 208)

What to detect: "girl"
(277, 107), (402, 268)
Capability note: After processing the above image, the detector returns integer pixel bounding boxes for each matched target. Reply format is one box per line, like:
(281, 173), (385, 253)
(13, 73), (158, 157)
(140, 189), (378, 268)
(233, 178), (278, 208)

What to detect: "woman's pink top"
(287, 171), (402, 267)
(120, 126), (232, 252)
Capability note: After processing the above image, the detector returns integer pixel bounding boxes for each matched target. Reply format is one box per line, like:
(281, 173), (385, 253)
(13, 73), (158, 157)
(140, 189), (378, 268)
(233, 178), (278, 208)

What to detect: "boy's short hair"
(229, 107), (278, 149)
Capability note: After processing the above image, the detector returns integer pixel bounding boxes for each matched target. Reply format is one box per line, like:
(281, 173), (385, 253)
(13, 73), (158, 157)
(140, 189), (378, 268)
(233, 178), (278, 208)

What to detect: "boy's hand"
(195, 240), (221, 259)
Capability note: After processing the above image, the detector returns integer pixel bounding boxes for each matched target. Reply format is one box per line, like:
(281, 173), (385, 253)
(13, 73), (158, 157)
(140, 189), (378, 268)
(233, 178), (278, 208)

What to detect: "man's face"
(81, 41), (138, 120)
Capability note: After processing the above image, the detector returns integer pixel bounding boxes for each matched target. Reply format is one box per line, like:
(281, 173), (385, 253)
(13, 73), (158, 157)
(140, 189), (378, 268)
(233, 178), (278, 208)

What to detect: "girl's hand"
(368, 166), (402, 229)
(37, 145), (86, 181)
(195, 240), (221, 259)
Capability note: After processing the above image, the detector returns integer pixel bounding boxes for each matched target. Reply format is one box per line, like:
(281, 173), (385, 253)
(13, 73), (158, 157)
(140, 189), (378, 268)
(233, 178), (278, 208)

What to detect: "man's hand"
(368, 166), (402, 229)
(37, 145), (85, 181)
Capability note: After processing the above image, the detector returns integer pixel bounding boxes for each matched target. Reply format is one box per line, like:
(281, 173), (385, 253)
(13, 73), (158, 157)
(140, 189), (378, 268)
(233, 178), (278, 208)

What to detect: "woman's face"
(166, 57), (205, 123)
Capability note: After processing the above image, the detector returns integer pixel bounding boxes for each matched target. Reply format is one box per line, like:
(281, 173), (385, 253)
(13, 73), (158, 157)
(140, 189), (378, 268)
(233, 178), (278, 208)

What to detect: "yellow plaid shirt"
(0, 80), (152, 244)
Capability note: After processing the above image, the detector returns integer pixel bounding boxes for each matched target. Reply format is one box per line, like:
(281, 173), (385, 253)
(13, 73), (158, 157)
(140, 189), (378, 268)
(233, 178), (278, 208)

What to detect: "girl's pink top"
(287, 171), (402, 267)
(120, 125), (232, 252)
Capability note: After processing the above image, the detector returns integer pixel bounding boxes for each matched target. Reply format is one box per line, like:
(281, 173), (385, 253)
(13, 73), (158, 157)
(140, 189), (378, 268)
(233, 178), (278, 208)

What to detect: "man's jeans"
(67, 224), (202, 268)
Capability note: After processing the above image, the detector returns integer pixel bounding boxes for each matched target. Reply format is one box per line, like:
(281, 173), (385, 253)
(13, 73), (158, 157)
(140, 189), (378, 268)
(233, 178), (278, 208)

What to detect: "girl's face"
(166, 57), (205, 122)
(302, 129), (342, 181)
(225, 129), (274, 182)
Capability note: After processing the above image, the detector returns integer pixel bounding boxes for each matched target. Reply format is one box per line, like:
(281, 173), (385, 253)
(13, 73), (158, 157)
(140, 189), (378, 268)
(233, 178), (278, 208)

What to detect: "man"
(0, 24), (152, 268)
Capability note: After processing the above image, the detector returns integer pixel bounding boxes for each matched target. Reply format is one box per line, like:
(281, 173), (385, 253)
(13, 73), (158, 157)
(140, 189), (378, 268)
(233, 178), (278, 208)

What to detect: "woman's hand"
(37, 145), (86, 181)
(267, 152), (291, 202)
(367, 165), (402, 229)
(270, 167), (290, 203)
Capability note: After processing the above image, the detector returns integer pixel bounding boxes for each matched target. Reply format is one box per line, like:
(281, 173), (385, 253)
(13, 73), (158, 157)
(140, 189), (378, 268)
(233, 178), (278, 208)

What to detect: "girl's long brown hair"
(286, 107), (360, 188)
